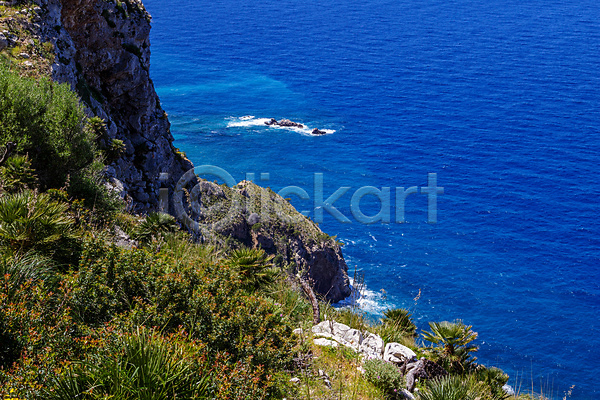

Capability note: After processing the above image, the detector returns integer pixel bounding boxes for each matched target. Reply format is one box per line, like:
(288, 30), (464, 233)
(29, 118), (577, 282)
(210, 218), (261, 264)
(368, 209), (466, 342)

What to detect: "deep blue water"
(143, 0), (600, 397)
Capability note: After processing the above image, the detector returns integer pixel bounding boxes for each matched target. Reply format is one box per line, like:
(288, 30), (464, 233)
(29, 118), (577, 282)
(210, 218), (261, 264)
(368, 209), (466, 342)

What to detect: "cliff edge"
(31, 0), (191, 210)
(0, 0), (351, 302)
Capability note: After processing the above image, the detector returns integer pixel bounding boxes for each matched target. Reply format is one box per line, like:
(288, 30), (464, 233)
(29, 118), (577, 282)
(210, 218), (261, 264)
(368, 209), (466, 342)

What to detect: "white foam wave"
(227, 117), (272, 128)
(335, 277), (390, 316)
(226, 116), (335, 136)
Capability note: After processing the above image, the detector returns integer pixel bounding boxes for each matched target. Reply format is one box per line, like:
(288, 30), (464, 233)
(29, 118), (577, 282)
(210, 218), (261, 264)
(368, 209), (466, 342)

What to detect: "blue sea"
(143, 0), (599, 397)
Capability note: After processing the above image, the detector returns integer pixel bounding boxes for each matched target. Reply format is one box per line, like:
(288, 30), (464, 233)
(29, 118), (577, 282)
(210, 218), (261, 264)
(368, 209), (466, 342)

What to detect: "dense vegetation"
(0, 65), (557, 399)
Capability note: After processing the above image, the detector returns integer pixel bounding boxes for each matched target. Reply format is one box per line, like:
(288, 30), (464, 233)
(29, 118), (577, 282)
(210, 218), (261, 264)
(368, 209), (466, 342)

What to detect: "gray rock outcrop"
(177, 180), (351, 302)
(360, 332), (385, 360)
(37, 0), (193, 212)
(312, 320), (386, 357)
(384, 342), (417, 364)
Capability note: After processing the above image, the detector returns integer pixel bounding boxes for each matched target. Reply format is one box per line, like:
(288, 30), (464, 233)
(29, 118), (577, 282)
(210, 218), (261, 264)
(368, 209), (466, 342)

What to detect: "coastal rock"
(277, 118), (304, 128)
(404, 358), (447, 392)
(360, 332), (385, 360)
(264, 118), (304, 128)
(314, 337), (339, 348)
(384, 343), (417, 364)
(311, 320), (363, 351)
(312, 128), (327, 135)
(341, 328), (363, 350)
(176, 180), (351, 302)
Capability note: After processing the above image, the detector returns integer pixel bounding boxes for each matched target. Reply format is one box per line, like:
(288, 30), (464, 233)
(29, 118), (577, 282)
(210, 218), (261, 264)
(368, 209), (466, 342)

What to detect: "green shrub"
(45, 328), (211, 400)
(417, 375), (476, 400)
(0, 273), (79, 398)
(331, 307), (371, 332)
(363, 359), (405, 399)
(66, 239), (156, 325)
(417, 373), (509, 400)
(66, 237), (295, 388)
(0, 253), (54, 369)
(0, 252), (54, 302)
(108, 138), (126, 159)
(470, 365), (510, 400)
(382, 308), (417, 336)
(0, 65), (95, 189)
(265, 278), (313, 325)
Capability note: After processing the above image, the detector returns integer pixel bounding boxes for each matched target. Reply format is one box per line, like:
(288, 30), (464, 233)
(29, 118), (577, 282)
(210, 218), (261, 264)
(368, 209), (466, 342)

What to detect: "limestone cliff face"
(40, 0), (192, 210)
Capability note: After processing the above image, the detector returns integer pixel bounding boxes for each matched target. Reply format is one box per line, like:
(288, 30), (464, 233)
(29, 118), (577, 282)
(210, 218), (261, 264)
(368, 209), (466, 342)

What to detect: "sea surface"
(143, 0), (600, 397)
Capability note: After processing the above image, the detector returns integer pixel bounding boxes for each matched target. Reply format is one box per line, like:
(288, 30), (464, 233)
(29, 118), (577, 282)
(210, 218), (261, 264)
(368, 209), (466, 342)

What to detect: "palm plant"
(380, 308), (417, 340)
(226, 247), (278, 291)
(0, 190), (73, 253)
(418, 372), (510, 400)
(417, 375), (477, 400)
(135, 212), (179, 243)
(45, 328), (210, 400)
(0, 154), (38, 192)
(422, 320), (478, 373)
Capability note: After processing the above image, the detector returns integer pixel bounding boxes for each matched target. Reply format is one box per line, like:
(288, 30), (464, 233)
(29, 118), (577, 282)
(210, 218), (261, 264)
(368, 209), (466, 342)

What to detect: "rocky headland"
(0, 0), (351, 301)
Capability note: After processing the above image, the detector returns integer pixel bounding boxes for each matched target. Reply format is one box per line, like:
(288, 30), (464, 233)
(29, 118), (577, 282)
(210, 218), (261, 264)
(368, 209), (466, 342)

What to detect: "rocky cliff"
(177, 179), (351, 302)
(0, 0), (351, 302)
(5, 0), (192, 210)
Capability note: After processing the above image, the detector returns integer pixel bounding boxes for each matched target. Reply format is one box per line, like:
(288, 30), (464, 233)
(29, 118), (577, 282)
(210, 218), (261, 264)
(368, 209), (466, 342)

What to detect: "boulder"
(313, 338), (338, 348)
(341, 328), (363, 351)
(277, 118), (304, 128)
(312, 320), (362, 351)
(383, 342), (417, 364)
(312, 128), (327, 135)
(312, 320), (332, 335)
(404, 358), (447, 392)
(360, 332), (385, 359)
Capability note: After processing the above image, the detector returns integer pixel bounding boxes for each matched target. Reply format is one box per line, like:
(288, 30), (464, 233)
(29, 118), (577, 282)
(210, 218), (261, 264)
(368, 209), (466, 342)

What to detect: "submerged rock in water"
(312, 128), (327, 135)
